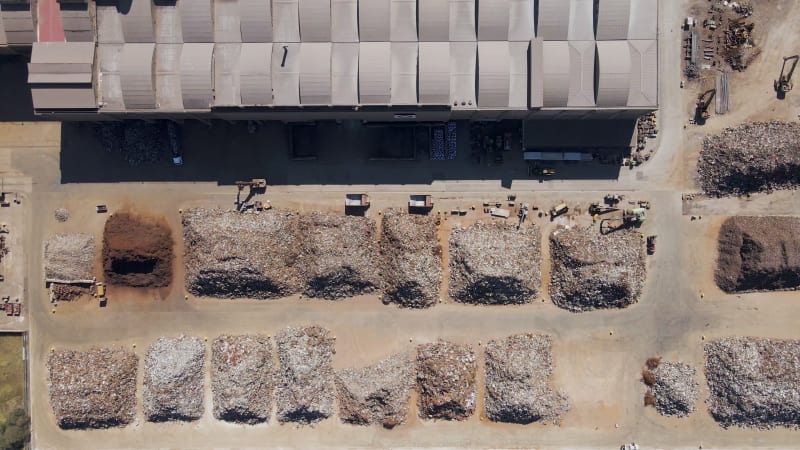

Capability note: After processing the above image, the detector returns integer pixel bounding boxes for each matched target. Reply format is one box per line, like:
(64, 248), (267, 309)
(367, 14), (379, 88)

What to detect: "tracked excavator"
(695, 89), (716, 124)
(775, 55), (799, 97)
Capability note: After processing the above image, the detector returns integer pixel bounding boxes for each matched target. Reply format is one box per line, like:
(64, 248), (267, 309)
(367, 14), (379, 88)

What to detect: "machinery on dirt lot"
(647, 235), (657, 255)
(695, 88), (716, 122)
(589, 203), (619, 216)
(775, 55), (799, 96)
(600, 208), (647, 234)
(235, 179), (267, 211)
(549, 203), (568, 218)
(235, 179), (267, 191)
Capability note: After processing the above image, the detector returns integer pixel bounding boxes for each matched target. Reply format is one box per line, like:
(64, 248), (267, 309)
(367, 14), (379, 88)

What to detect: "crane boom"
(775, 55), (799, 94)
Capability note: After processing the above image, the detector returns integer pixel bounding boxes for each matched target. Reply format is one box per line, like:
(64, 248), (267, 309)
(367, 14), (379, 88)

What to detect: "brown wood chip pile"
(275, 326), (335, 424)
(416, 340), (476, 421)
(212, 335), (275, 424)
(43, 233), (95, 282)
(143, 335), (206, 422)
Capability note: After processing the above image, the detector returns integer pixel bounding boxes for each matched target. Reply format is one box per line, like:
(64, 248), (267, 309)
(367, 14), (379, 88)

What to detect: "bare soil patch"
(103, 213), (174, 288)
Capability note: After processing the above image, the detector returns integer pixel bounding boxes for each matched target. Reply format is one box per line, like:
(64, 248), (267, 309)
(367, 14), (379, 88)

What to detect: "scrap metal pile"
(96, 122), (165, 165)
(275, 326), (335, 424)
(698, 122), (800, 196)
(715, 216), (800, 293)
(335, 353), (414, 428)
(43, 233), (95, 283)
(549, 227), (645, 312)
(183, 208), (302, 299)
(212, 335), (275, 424)
(484, 334), (569, 424)
(54, 207), (70, 222)
(643, 359), (697, 417)
(47, 348), (138, 429)
(416, 341), (477, 421)
(143, 336), (206, 422)
(449, 222), (541, 305)
(705, 337), (800, 429)
(298, 212), (380, 300)
(379, 209), (442, 308)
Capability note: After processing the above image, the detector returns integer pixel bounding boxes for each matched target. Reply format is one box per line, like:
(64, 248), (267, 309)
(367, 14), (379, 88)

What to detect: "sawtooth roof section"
(331, 0), (357, 42)
(569, 0), (596, 41)
(240, 0), (273, 42)
(509, 0), (534, 41)
(628, 39), (657, 107)
(359, 0), (389, 42)
(391, 42), (417, 105)
(331, 42), (358, 104)
(60, 2), (93, 42)
(120, 0), (154, 43)
(509, 41), (528, 108)
(120, 43), (156, 109)
(97, 44), (123, 110)
(450, 41), (476, 108)
(418, 42), (450, 104)
(0, 2), (35, 45)
(391, 0), (417, 42)
(299, 42), (332, 104)
(628, 0), (657, 40)
(450, 0), (476, 42)
(359, 42), (391, 104)
(418, 0), (448, 42)
(478, 41), (510, 108)
(153, 1), (182, 44)
(596, 0), (630, 41)
(478, 0), (509, 41)
(538, 0), (593, 41)
(299, 0), (331, 42)
(529, 38), (543, 107)
(239, 42), (273, 105)
(28, 41), (94, 83)
(179, 0), (213, 43)
(180, 43), (214, 109)
(568, 40), (596, 107)
(31, 88), (97, 109)
(155, 43), (183, 109)
(596, 40), (631, 107)
(272, 42), (301, 105)
(213, 43), (241, 106)
(541, 41), (569, 107)
(214, 0), (242, 43)
(272, 0), (300, 42)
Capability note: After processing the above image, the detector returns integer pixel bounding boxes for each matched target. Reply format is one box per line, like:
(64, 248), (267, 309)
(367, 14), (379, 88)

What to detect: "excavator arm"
(696, 89), (716, 121)
(776, 55), (799, 93)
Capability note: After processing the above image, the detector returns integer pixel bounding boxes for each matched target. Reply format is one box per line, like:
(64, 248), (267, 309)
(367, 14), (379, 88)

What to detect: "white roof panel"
(180, 43), (214, 110)
(214, 0), (242, 43)
(529, 38), (543, 107)
(240, 43), (273, 105)
(300, 42), (332, 104)
(120, 43), (156, 109)
(359, 42), (391, 104)
(569, 0), (595, 41)
(179, 0), (213, 43)
(450, 0), (476, 42)
(299, 0), (331, 42)
(418, 42), (450, 104)
(273, 0), (301, 42)
(478, 41), (510, 108)
(331, 42), (358, 104)
(418, 0), (448, 41)
(509, 0), (534, 41)
(478, 0), (509, 41)
(391, 0), (417, 42)
(153, 2), (183, 44)
(596, 40), (631, 107)
(272, 42), (301, 105)
(120, 0), (154, 43)
(155, 43), (183, 110)
(628, 0), (657, 40)
(391, 42), (418, 105)
(597, 0), (631, 40)
(331, 0), (358, 42)
(568, 41), (596, 107)
(359, 0), (390, 41)
(628, 39), (657, 107)
(509, 41), (529, 108)
(240, 0), (273, 42)
(542, 41), (570, 107)
(450, 41), (476, 107)
(213, 43), (241, 106)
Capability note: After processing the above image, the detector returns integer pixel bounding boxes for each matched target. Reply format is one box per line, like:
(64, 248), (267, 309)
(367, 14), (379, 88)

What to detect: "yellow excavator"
(775, 55), (799, 97)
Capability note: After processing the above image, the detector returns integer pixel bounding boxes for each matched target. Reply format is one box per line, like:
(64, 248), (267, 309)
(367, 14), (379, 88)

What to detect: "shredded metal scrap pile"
(143, 336), (206, 422)
(416, 341), (476, 421)
(698, 122), (800, 196)
(484, 334), (569, 424)
(43, 234), (95, 282)
(449, 223), (541, 304)
(379, 210), (442, 308)
(183, 208), (302, 299)
(47, 348), (137, 429)
(212, 335), (275, 424)
(275, 326), (335, 424)
(549, 227), (645, 312)
(705, 337), (800, 429)
(298, 212), (380, 299)
(335, 353), (414, 428)
(648, 361), (698, 417)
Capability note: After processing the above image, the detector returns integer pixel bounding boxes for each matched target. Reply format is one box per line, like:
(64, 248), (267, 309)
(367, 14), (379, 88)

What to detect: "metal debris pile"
(298, 212), (380, 300)
(47, 348), (138, 429)
(183, 208), (302, 299)
(549, 227), (645, 312)
(449, 222), (541, 305)
(335, 353), (414, 428)
(54, 208), (70, 222)
(484, 334), (569, 424)
(416, 341), (476, 421)
(212, 335), (275, 424)
(705, 337), (800, 429)
(698, 122), (800, 196)
(51, 284), (90, 302)
(379, 209), (442, 308)
(43, 234), (95, 283)
(96, 122), (164, 165)
(644, 360), (697, 417)
(143, 336), (206, 422)
(275, 326), (335, 424)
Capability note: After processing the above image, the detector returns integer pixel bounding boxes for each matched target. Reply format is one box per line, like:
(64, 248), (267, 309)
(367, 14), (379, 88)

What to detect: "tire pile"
(416, 341), (477, 421)
(43, 233), (95, 283)
(212, 335), (275, 424)
(643, 359), (697, 417)
(275, 326), (335, 424)
(143, 336), (206, 422)
(705, 337), (800, 429)
(47, 348), (138, 429)
(379, 209), (442, 308)
(449, 223), (541, 305)
(484, 334), (569, 424)
(549, 227), (645, 312)
(335, 353), (414, 428)
(697, 122), (800, 196)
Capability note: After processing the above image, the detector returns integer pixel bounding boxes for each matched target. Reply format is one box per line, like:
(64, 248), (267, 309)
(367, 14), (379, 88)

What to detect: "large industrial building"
(18, 0), (658, 121)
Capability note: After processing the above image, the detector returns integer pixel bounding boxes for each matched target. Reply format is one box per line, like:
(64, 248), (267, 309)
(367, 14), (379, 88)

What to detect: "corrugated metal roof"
(450, 41), (476, 107)
(509, 41), (528, 108)
(450, 0), (476, 42)
(120, 43), (156, 109)
(180, 43), (214, 109)
(214, 0), (242, 43)
(331, 0), (357, 42)
(31, 41), (94, 64)
(569, 0), (595, 41)
(596, 0), (631, 40)
(478, 0), (509, 41)
(272, 42), (301, 105)
(120, 0), (154, 43)
(1, 5), (35, 44)
(96, 4), (123, 44)
(213, 43), (241, 106)
(153, 2), (183, 44)
(180, 0), (213, 43)
(596, 40), (631, 107)
(240, 43), (273, 105)
(390, 0), (417, 42)
(391, 42), (417, 105)
(359, 0), (390, 42)
(299, 42), (332, 104)
(60, 3), (93, 42)
(509, 0), (534, 41)
(568, 41), (596, 107)
(418, 0), (448, 42)
(300, 0), (331, 42)
(240, 0), (273, 42)
(331, 42), (358, 105)
(31, 88), (96, 109)
(418, 42), (450, 104)
(541, 41), (569, 107)
(273, 0), (300, 42)
(628, 0), (657, 40)
(628, 39), (657, 107)
(155, 43), (183, 109)
(97, 43), (124, 110)
(359, 42), (391, 104)
(478, 41), (510, 108)
(537, 0), (569, 40)
(529, 38), (543, 107)
(0, 14), (7, 46)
